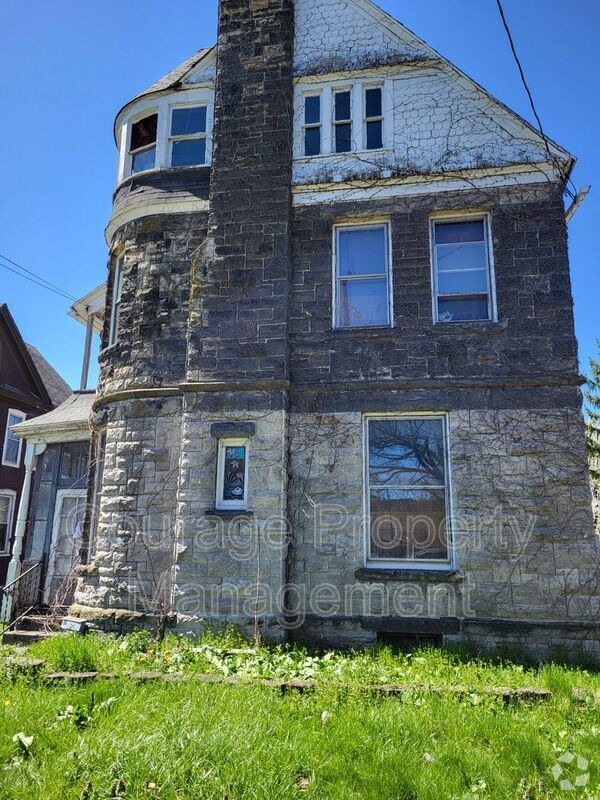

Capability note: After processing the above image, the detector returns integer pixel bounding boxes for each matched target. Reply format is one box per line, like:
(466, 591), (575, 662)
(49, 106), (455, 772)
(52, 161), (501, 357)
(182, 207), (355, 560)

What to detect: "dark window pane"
(365, 87), (382, 118)
(369, 419), (446, 487)
(131, 114), (157, 151)
(335, 123), (352, 153)
(4, 437), (19, 464)
(366, 120), (382, 150)
(335, 91), (351, 121)
(370, 488), (448, 561)
(0, 495), (11, 552)
(435, 241), (486, 272)
(438, 295), (489, 322)
(59, 442), (89, 488)
(339, 227), (387, 276)
(222, 446), (246, 502)
(434, 220), (485, 244)
(171, 106), (207, 136)
(339, 278), (388, 326)
(171, 138), (206, 167)
(304, 126), (321, 156)
(304, 95), (320, 125)
(131, 146), (156, 173)
(437, 269), (488, 294)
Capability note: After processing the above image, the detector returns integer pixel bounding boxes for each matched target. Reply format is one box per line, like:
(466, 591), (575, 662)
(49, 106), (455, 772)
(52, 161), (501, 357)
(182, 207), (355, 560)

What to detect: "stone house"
(71, 0), (598, 657)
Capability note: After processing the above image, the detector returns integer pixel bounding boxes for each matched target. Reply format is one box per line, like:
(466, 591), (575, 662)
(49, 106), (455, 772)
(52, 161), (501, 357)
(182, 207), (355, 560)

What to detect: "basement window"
(334, 222), (392, 328)
(365, 415), (451, 568)
(169, 106), (208, 167)
(215, 439), (249, 511)
(2, 409), (25, 467)
(303, 93), (321, 156)
(432, 216), (496, 323)
(0, 491), (16, 553)
(129, 113), (158, 174)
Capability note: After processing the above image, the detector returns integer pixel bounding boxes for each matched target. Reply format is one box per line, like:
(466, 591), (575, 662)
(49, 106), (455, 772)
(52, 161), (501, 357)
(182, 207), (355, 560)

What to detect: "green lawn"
(0, 633), (599, 799)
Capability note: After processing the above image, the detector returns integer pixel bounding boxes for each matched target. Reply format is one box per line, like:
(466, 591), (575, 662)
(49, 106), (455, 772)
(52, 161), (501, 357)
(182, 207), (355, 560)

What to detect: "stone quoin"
(72, 0), (600, 658)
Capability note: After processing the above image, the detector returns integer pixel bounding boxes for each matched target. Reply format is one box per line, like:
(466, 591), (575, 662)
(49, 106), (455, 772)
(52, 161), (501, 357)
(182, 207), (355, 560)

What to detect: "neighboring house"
(66, 0), (597, 657)
(0, 304), (70, 587)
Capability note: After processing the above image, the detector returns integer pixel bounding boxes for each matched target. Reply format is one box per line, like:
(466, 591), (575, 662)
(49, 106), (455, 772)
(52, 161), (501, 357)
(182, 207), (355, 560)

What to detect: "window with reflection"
(334, 223), (391, 328)
(432, 217), (494, 322)
(130, 114), (157, 174)
(334, 90), (352, 153)
(303, 94), (321, 156)
(366, 416), (451, 566)
(216, 439), (249, 511)
(169, 106), (208, 167)
(365, 86), (383, 150)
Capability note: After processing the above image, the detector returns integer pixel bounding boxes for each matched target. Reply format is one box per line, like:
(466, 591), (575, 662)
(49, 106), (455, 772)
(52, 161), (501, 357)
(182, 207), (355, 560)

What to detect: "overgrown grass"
(1, 632), (599, 798)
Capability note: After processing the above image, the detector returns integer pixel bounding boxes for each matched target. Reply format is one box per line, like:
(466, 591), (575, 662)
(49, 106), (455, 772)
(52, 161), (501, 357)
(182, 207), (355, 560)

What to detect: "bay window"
(365, 415), (451, 568)
(334, 222), (392, 328)
(129, 113), (157, 174)
(169, 106), (208, 167)
(432, 216), (495, 323)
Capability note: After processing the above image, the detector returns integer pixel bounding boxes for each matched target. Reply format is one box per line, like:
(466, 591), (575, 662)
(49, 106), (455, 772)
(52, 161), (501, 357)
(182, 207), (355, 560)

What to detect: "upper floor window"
(431, 216), (495, 323)
(170, 106), (208, 167)
(365, 415), (451, 568)
(130, 114), (157, 174)
(334, 90), (352, 153)
(2, 410), (25, 468)
(365, 87), (383, 150)
(303, 94), (321, 156)
(334, 222), (392, 328)
(108, 255), (124, 347)
(216, 439), (249, 511)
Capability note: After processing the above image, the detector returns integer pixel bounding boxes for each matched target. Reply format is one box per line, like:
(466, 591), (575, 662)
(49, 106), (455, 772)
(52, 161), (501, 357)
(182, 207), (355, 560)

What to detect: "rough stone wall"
(75, 396), (182, 614)
(99, 212), (206, 396)
(290, 182), (579, 391)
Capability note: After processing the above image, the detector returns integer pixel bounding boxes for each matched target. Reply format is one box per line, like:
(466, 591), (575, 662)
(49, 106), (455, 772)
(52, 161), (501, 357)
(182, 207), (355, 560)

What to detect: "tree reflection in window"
(222, 445), (246, 502)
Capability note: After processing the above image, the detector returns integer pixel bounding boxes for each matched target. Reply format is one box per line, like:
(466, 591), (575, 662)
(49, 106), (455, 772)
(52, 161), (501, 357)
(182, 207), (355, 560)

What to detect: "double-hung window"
(365, 415), (451, 567)
(215, 439), (249, 511)
(334, 90), (352, 153)
(432, 216), (495, 323)
(0, 491), (16, 553)
(364, 86), (383, 150)
(303, 94), (321, 156)
(129, 113), (158, 174)
(334, 223), (392, 328)
(169, 106), (208, 167)
(2, 409), (25, 467)
(108, 256), (124, 347)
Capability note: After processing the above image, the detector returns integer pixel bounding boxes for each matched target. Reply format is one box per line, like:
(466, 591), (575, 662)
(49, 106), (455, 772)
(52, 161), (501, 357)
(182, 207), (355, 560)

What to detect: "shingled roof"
(26, 344), (71, 408)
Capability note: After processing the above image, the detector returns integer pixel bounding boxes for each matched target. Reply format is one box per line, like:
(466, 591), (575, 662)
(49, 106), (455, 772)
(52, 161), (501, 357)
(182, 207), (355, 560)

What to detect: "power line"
(0, 252), (77, 301)
(495, 0), (576, 200)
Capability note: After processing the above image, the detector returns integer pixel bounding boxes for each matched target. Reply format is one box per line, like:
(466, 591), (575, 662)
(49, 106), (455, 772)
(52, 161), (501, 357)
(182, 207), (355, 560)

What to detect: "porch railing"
(0, 560), (43, 632)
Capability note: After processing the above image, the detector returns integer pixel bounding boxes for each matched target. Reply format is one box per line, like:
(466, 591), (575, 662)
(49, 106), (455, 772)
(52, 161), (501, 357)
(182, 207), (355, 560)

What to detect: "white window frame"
(332, 220), (393, 330)
(302, 91), (322, 157)
(2, 409), (26, 468)
(294, 77), (393, 160)
(363, 84), (384, 151)
(168, 103), (209, 167)
(0, 489), (16, 554)
(363, 412), (454, 571)
(215, 438), (250, 511)
(127, 109), (159, 176)
(108, 255), (124, 347)
(430, 211), (497, 324)
(333, 86), (353, 154)
(44, 488), (87, 604)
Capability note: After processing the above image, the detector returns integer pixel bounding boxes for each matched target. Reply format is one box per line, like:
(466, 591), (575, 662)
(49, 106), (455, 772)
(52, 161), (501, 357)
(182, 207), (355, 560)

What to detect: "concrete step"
(2, 629), (58, 645)
(18, 615), (62, 632)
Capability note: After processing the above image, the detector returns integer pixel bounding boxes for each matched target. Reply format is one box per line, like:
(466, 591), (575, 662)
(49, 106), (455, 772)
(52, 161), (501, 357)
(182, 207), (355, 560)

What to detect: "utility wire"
(0, 252), (77, 301)
(495, 0), (576, 199)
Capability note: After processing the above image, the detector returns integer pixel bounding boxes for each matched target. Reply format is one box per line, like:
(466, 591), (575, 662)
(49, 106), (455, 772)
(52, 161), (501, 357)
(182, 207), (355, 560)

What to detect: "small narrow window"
(0, 492), (15, 553)
(432, 218), (494, 322)
(303, 94), (321, 156)
(334, 90), (352, 153)
(89, 430), (106, 559)
(2, 410), (25, 467)
(334, 223), (391, 328)
(366, 416), (451, 567)
(130, 113), (158, 174)
(216, 439), (249, 511)
(108, 256), (124, 347)
(365, 87), (383, 150)
(169, 106), (208, 167)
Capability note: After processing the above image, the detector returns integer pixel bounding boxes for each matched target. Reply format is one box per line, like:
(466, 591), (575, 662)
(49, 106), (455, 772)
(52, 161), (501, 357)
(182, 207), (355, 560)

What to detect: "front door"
(43, 489), (87, 606)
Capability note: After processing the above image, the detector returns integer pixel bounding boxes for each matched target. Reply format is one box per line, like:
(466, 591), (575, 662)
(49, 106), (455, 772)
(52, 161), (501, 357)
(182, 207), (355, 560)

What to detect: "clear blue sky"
(1, 0), (598, 390)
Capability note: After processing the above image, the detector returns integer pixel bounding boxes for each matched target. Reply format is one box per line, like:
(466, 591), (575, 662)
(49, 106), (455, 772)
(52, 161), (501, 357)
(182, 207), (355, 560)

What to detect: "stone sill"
(204, 508), (255, 519)
(355, 567), (463, 583)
